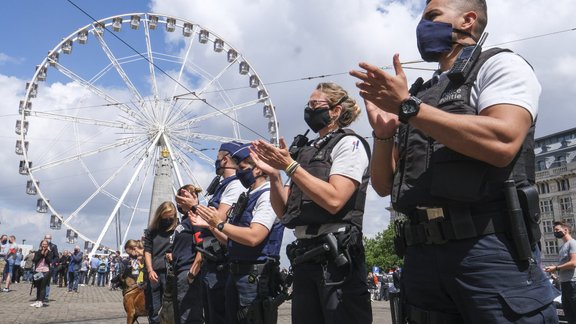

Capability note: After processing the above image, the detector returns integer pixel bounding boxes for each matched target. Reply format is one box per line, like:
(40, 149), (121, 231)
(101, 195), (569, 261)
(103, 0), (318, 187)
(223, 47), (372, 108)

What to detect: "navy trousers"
(403, 233), (558, 323)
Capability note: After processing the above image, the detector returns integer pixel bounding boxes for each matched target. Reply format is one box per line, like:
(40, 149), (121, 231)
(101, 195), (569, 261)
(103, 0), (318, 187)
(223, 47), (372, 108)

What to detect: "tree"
(363, 221), (403, 272)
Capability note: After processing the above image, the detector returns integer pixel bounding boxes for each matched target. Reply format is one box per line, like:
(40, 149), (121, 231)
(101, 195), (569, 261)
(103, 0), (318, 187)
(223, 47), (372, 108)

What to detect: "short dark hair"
(426, 0), (488, 38)
(554, 221), (571, 231)
(454, 0), (487, 37)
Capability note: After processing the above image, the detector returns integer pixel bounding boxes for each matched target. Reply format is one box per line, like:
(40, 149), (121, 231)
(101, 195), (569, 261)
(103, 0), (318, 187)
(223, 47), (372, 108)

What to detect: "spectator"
(67, 245), (83, 293)
(2, 235), (18, 292)
(44, 234), (58, 302)
(0, 235), (7, 286)
(58, 250), (70, 288)
(97, 256), (108, 287)
(31, 239), (54, 308)
(23, 249), (35, 282)
(544, 221), (576, 323)
(79, 255), (89, 285)
(144, 201), (178, 324)
(89, 254), (100, 286)
(13, 248), (23, 283)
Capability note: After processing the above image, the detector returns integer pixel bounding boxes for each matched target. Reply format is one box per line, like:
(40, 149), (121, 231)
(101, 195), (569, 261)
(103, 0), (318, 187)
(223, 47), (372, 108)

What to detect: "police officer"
(351, 0), (557, 322)
(252, 82), (372, 324)
(194, 144), (284, 324)
(172, 184), (204, 324)
(176, 141), (245, 324)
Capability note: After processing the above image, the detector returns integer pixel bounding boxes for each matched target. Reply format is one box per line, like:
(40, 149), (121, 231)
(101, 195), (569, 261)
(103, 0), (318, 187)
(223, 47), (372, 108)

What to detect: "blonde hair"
(125, 239), (144, 256)
(148, 201), (178, 232)
(316, 82), (361, 128)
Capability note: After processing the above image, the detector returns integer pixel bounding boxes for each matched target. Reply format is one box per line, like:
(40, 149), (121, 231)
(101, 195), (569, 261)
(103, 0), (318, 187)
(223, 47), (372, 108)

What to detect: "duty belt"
(402, 204), (509, 246)
(229, 262), (267, 275)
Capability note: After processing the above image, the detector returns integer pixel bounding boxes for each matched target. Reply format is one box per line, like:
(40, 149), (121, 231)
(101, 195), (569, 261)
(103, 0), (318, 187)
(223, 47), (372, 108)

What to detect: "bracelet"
(372, 131), (395, 143)
(556, 266), (559, 271)
(285, 162), (300, 177)
(284, 161), (298, 173)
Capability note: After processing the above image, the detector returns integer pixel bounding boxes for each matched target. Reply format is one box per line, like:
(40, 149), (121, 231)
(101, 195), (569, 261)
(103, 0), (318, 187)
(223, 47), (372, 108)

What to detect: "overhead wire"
(59, 1), (576, 123)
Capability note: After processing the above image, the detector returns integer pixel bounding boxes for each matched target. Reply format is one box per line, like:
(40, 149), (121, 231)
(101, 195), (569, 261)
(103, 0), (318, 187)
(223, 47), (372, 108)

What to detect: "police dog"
(114, 272), (147, 324)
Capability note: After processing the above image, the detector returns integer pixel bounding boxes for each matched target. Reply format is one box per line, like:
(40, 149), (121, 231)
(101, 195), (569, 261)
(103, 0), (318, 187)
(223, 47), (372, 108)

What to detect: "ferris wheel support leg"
(88, 132), (162, 259)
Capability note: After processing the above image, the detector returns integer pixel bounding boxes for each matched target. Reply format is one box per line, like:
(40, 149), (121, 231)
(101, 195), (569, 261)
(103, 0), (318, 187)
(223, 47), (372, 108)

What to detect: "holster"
(516, 185), (541, 247)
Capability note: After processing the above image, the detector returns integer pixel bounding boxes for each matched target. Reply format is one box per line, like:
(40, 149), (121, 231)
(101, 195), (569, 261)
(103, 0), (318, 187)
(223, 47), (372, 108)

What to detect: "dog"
(113, 267), (147, 324)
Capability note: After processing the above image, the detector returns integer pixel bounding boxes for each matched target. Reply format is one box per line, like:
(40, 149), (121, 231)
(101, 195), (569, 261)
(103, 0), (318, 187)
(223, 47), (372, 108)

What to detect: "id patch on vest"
(175, 224), (185, 234)
(438, 88), (464, 105)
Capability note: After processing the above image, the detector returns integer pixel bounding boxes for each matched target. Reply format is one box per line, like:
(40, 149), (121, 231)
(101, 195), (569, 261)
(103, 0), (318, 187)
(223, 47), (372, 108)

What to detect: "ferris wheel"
(15, 13), (279, 255)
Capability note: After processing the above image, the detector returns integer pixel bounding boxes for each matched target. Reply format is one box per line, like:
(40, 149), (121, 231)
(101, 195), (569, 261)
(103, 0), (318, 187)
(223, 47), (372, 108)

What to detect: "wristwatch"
(398, 96), (422, 124)
(216, 221), (225, 232)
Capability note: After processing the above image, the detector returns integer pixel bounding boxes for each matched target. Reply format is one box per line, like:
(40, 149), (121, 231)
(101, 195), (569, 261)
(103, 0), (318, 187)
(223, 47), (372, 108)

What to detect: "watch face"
(399, 97), (421, 123)
(402, 101), (418, 114)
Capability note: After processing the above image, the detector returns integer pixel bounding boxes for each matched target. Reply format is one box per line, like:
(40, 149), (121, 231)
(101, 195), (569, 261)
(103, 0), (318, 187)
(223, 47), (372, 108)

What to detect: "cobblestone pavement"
(0, 281), (393, 323)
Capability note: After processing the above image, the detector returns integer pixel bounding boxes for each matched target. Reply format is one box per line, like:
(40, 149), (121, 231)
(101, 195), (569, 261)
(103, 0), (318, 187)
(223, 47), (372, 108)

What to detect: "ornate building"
(535, 127), (576, 265)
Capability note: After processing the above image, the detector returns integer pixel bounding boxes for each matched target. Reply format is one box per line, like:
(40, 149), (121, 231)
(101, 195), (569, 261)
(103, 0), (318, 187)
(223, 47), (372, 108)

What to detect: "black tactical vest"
(392, 48), (536, 215)
(282, 128), (371, 230)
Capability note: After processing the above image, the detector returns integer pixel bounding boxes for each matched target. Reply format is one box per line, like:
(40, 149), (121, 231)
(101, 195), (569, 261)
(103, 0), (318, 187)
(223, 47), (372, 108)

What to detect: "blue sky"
(1, 0), (576, 265)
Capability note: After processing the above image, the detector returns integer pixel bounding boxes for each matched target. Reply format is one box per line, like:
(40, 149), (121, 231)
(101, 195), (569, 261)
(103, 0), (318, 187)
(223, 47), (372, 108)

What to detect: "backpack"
(97, 262), (107, 273)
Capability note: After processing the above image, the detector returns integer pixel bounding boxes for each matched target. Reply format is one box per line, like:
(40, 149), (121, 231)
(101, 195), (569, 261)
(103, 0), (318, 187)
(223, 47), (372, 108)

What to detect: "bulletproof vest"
(227, 188), (285, 262)
(202, 175), (239, 239)
(282, 128), (371, 230)
(391, 48), (536, 215)
(208, 175), (238, 209)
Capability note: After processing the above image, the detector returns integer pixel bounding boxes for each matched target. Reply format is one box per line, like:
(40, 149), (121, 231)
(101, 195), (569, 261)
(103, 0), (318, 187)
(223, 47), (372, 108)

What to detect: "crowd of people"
(4, 0), (575, 323)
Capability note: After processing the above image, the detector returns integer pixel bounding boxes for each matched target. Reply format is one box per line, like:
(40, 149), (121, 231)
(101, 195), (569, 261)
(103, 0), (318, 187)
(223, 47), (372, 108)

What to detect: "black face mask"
(554, 231), (566, 239)
(160, 219), (173, 228)
(1, 239), (6, 245)
(236, 167), (256, 189)
(214, 159), (224, 176)
(304, 107), (331, 133)
(416, 19), (476, 62)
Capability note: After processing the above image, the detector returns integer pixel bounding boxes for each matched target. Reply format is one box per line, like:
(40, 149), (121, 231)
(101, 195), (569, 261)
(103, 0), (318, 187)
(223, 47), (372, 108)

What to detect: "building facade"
(535, 127), (576, 266)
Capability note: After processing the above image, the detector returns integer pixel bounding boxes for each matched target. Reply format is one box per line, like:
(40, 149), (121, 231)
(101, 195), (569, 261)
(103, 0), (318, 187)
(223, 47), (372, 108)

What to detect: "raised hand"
(350, 54), (409, 115)
(251, 138), (293, 171)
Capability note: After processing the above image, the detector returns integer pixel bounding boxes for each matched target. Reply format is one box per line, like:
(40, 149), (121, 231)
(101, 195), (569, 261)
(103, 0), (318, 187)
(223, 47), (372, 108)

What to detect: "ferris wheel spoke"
(170, 148), (206, 195)
(171, 98), (264, 129)
(32, 111), (136, 130)
(143, 16), (160, 103)
(170, 137), (214, 165)
(90, 132), (162, 257)
(179, 132), (250, 145)
(63, 143), (148, 226)
(121, 150), (154, 247)
(166, 33), (196, 125)
(195, 61), (236, 97)
(30, 137), (141, 172)
(93, 32), (154, 121)
(53, 62), (147, 124)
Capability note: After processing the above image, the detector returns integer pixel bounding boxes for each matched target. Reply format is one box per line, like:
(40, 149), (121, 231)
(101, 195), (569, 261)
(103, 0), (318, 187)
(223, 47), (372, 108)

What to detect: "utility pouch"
(393, 219), (407, 259)
(517, 185), (542, 246)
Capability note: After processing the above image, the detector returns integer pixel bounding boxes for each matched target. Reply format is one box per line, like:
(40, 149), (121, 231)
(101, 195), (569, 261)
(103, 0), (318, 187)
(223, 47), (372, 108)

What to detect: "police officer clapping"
(172, 185), (204, 324)
(251, 82), (372, 324)
(350, 0), (557, 322)
(192, 144), (284, 324)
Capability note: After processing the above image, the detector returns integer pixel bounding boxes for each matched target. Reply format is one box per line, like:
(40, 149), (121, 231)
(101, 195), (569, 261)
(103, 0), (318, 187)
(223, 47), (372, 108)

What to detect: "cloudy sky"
(1, 0), (575, 265)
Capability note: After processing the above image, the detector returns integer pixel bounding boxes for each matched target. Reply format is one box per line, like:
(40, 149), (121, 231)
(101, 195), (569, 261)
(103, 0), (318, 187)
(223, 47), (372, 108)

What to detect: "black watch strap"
(216, 222), (225, 231)
(398, 96), (422, 124)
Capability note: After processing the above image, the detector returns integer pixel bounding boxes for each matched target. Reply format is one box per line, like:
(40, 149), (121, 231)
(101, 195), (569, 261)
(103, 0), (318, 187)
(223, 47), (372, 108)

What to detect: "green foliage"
(363, 221), (402, 271)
